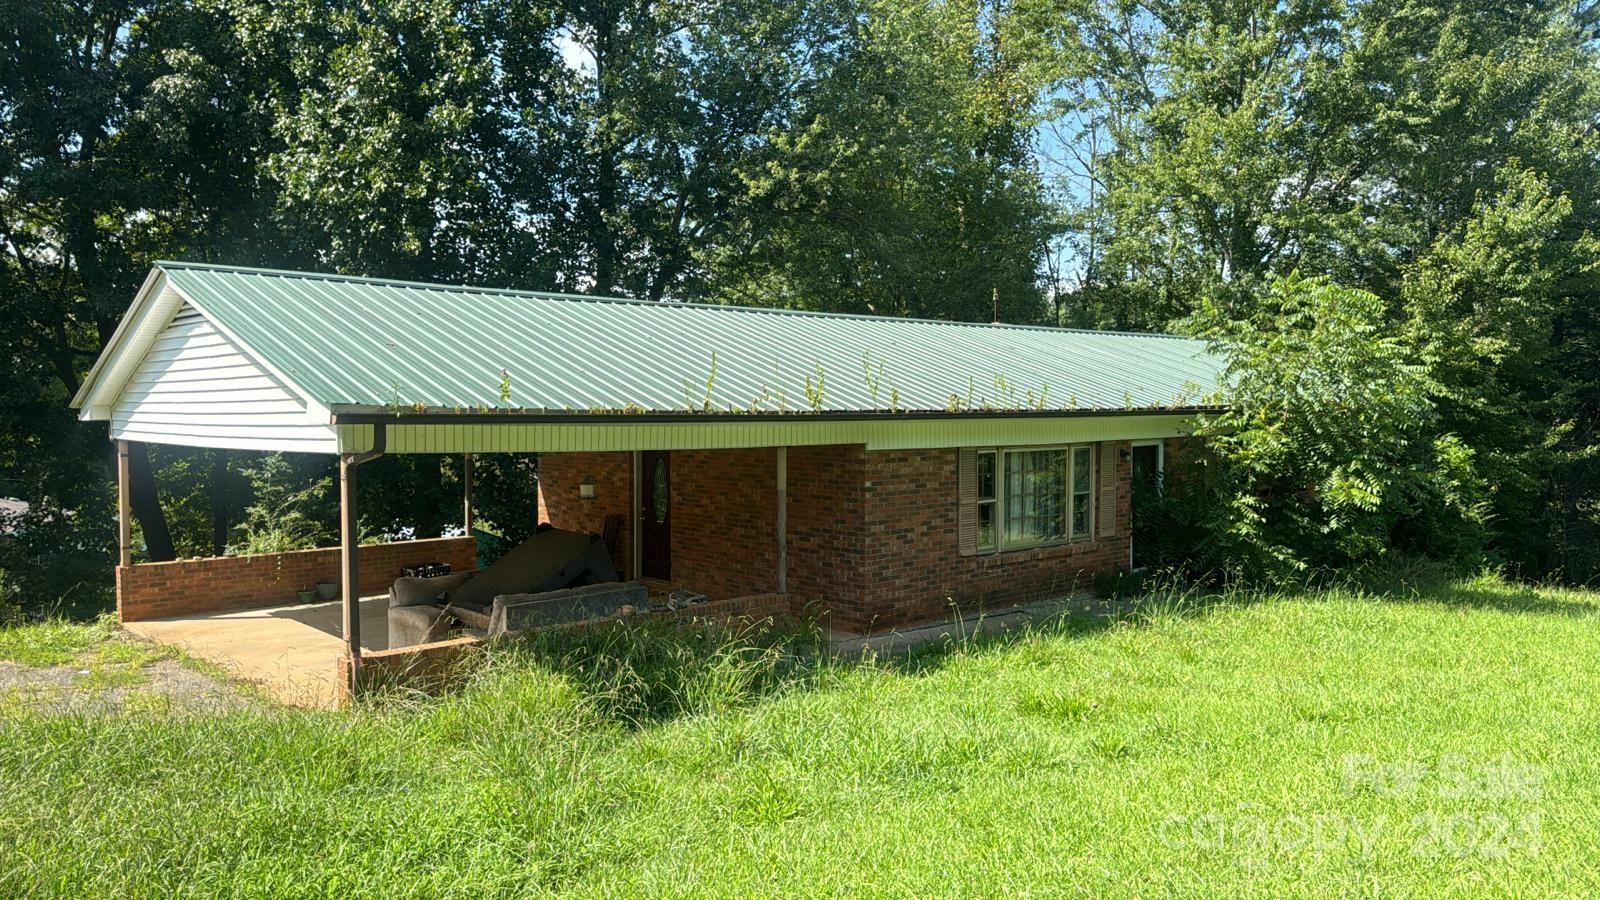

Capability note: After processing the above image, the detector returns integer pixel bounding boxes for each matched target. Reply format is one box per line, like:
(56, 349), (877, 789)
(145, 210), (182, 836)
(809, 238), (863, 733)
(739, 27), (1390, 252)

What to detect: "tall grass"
(4, 577), (1600, 896)
(365, 615), (831, 724)
(0, 614), (118, 666)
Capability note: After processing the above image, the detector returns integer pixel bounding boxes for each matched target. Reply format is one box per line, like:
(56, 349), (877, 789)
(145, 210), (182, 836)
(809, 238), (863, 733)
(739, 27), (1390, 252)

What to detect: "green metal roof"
(147, 261), (1225, 417)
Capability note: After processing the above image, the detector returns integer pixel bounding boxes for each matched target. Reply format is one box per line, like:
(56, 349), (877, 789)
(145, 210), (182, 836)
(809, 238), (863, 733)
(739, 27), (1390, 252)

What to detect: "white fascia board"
(72, 268), (170, 416)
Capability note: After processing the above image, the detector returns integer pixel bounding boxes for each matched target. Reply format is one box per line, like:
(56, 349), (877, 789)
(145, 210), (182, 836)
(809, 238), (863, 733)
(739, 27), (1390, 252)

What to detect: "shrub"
(228, 454), (332, 555)
(1175, 273), (1490, 582)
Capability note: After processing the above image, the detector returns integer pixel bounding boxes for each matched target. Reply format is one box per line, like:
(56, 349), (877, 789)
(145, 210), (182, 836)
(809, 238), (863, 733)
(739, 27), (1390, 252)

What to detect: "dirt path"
(0, 654), (250, 716)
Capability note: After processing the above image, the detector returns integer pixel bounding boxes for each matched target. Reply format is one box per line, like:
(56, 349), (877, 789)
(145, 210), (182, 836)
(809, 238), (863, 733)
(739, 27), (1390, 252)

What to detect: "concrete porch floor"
(124, 596), (390, 707)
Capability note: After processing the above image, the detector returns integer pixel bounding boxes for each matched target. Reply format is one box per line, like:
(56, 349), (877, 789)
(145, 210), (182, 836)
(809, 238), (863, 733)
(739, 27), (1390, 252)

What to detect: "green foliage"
(0, 615), (118, 667)
(4, 0), (1599, 605)
(1036, 0), (1600, 582)
(1179, 274), (1488, 578)
(804, 361), (827, 412)
(470, 454), (541, 546)
(477, 616), (824, 725)
(2, 0), (1065, 613)
(227, 455), (333, 555)
(702, 0), (1055, 321)
(1400, 167), (1596, 573)
(862, 352), (885, 407)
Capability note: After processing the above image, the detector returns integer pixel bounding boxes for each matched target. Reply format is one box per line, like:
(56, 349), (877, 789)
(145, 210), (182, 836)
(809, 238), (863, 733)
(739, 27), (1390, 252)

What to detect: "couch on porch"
(387, 525), (635, 648)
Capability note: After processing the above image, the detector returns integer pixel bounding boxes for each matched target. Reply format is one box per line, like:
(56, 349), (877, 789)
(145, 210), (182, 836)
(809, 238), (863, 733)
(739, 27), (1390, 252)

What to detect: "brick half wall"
(116, 536), (477, 622)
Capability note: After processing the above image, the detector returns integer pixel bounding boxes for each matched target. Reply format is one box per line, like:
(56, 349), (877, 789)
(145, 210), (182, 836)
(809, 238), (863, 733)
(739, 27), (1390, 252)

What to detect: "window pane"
(1071, 446), (1094, 538)
(1073, 447), (1092, 493)
(977, 452), (996, 501)
(1003, 449), (1066, 546)
(978, 502), (995, 549)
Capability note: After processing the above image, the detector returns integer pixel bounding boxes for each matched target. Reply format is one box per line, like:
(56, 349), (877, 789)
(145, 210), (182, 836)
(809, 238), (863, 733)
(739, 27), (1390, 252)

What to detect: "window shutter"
(1098, 442), (1117, 537)
(957, 448), (978, 556)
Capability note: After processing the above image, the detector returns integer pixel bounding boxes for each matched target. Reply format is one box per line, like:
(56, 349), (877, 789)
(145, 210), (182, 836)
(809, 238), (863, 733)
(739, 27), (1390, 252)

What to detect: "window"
(972, 444), (1095, 552)
(976, 450), (997, 551)
(1004, 448), (1067, 546)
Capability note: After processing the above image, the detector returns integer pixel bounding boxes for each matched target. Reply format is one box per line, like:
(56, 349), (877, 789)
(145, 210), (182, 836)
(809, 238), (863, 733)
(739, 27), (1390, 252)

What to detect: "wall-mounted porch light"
(579, 477), (597, 501)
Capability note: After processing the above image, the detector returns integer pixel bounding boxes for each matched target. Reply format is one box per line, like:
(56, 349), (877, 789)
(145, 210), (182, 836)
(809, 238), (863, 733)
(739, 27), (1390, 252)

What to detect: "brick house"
(73, 262), (1223, 681)
(535, 441), (1174, 632)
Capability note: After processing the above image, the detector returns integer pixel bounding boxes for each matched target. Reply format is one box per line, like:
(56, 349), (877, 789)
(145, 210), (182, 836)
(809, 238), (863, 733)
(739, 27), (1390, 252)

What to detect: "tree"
(0, 0), (266, 571)
(1035, 0), (1600, 579)
(1401, 168), (1598, 574)
(539, 0), (857, 301)
(702, 0), (1055, 322)
(1179, 273), (1486, 578)
(263, 0), (532, 283)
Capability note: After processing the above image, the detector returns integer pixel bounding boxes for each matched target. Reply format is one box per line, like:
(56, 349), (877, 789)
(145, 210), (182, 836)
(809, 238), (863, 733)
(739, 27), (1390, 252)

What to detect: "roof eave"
(70, 267), (167, 411)
(328, 404), (1226, 426)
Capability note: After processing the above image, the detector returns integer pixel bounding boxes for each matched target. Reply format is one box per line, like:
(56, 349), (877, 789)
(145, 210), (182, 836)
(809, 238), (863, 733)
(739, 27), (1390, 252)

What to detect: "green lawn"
(3, 575), (1599, 897)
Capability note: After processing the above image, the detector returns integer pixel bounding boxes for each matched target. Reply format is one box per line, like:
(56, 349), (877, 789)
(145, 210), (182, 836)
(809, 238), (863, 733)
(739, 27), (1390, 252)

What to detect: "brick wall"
(786, 445), (867, 608)
(536, 451), (633, 578)
(535, 441), (1137, 635)
(537, 448), (782, 600)
(672, 448), (779, 599)
(116, 536), (477, 622)
(842, 442), (1133, 633)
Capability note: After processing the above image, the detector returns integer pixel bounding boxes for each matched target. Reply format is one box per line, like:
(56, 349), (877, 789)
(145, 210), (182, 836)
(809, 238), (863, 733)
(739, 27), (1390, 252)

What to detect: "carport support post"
(339, 423), (386, 691)
(463, 453), (474, 533)
(116, 439), (131, 568)
(776, 447), (787, 594)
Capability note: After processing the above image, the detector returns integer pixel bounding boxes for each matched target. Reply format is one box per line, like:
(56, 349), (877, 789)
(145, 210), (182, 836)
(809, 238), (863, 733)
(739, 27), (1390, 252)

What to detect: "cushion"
(444, 527), (618, 613)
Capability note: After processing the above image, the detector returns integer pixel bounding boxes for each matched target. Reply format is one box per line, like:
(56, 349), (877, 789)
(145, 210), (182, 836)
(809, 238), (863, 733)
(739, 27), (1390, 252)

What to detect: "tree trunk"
(210, 450), (230, 556)
(127, 442), (175, 561)
(407, 456), (447, 538)
(591, 12), (618, 293)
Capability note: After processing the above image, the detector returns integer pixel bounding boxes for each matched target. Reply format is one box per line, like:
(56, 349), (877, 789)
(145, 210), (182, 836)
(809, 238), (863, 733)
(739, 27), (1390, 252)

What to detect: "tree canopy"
(2, 0), (1598, 612)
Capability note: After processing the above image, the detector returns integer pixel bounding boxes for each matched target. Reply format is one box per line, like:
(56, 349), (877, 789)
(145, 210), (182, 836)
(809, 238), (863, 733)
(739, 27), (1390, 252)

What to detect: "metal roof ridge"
(152, 260), (1205, 343)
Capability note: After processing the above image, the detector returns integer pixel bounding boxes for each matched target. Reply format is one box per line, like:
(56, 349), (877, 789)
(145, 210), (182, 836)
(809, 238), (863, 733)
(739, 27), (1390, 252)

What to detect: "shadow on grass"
(1380, 581), (1600, 619)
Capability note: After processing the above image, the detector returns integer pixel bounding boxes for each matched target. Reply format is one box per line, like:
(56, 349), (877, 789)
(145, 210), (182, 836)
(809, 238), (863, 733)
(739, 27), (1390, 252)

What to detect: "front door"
(1130, 442), (1164, 570)
(641, 450), (671, 580)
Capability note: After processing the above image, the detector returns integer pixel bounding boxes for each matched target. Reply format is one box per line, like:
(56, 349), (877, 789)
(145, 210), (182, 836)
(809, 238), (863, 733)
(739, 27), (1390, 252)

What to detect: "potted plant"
(296, 584), (316, 604)
(315, 579), (338, 601)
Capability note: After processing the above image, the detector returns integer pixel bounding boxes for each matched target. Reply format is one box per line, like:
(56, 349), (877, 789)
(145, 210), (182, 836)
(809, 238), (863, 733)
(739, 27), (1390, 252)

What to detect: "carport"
(71, 260), (1220, 699)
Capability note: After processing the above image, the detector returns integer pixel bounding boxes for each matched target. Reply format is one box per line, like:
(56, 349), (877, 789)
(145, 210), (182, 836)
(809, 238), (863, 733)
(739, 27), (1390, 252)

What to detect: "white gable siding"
(111, 303), (338, 452)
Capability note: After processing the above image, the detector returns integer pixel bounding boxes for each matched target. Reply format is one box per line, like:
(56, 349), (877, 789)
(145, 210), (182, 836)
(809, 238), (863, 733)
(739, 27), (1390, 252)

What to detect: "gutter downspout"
(340, 422), (386, 693)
